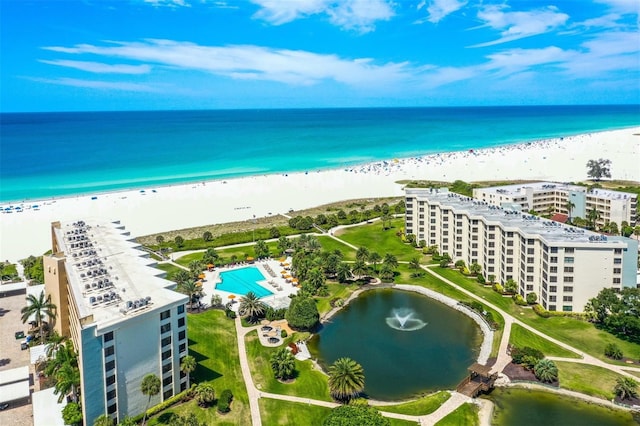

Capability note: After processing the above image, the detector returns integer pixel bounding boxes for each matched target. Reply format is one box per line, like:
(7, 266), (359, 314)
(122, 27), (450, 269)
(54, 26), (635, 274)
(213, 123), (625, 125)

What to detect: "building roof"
(550, 213), (569, 223)
(33, 387), (67, 426)
(477, 181), (636, 201)
(52, 220), (188, 332)
(406, 188), (631, 247)
(0, 366), (29, 386)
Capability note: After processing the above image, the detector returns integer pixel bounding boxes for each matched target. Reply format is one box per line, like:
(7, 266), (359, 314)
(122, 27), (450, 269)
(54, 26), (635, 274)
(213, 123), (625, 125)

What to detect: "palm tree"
(351, 260), (368, 280)
(194, 383), (215, 407)
(238, 291), (266, 323)
(564, 200), (576, 222)
(180, 355), (197, 386)
(45, 340), (77, 378)
(277, 236), (290, 254)
(613, 377), (639, 400)
(188, 260), (204, 278)
(54, 360), (81, 403)
(174, 269), (191, 286)
(355, 247), (370, 263)
(534, 359), (558, 383)
(141, 374), (161, 425)
(328, 357), (365, 402)
(469, 262), (482, 276)
(179, 280), (201, 311)
(307, 267), (326, 294)
(379, 264), (395, 282)
(382, 253), (398, 270)
(409, 256), (421, 270)
(368, 252), (382, 272)
(93, 414), (113, 426)
(587, 208), (600, 230)
(46, 331), (66, 358)
(336, 262), (352, 283)
(270, 347), (296, 380)
(21, 291), (56, 344)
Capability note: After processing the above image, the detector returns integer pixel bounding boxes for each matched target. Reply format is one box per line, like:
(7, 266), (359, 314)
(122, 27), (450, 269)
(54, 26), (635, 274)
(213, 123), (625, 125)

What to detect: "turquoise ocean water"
(1, 105), (638, 202)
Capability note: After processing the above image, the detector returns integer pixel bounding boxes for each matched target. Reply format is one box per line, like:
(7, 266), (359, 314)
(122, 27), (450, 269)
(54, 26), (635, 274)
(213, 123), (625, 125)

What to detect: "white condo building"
(44, 220), (189, 425)
(405, 188), (639, 313)
(472, 182), (637, 227)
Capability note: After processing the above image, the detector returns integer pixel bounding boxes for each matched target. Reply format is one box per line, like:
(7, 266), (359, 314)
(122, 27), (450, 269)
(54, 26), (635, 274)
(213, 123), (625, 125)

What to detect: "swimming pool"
(217, 267), (273, 298)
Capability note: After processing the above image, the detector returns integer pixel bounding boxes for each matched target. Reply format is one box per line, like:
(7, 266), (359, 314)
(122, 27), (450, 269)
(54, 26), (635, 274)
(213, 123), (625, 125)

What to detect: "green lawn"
(556, 361), (625, 400)
(154, 262), (186, 282)
(430, 268), (640, 364)
(434, 402), (479, 426)
(508, 323), (580, 358)
(174, 251), (205, 266)
(317, 235), (357, 260)
(245, 330), (332, 401)
(148, 309), (251, 426)
(334, 219), (423, 262)
(315, 282), (360, 316)
(378, 391), (450, 415)
(259, 399), (332, 425)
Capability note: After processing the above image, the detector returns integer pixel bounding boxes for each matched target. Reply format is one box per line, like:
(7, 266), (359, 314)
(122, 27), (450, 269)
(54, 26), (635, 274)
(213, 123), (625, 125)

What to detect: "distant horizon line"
(3, 103), (639, 115)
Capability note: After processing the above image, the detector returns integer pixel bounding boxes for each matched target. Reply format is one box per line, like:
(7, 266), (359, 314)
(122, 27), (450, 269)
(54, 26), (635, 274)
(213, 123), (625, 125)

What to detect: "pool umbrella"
(207, 263), (214, 270)
(228, 295), (236, 302)
(198, 273), (205, 279)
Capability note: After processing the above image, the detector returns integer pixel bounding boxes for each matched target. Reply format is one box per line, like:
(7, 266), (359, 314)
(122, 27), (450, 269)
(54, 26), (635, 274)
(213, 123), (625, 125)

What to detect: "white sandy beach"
(1, 127), (639, 262)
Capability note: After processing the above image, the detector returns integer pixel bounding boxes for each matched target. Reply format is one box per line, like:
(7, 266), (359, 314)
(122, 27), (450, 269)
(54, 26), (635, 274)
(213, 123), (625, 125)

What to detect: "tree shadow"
(189, 349), (222, 383)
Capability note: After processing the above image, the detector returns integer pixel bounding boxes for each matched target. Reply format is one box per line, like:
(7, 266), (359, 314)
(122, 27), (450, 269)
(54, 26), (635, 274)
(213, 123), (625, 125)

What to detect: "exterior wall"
(43, 254), (70, 337)
(80, 325), (106, 425)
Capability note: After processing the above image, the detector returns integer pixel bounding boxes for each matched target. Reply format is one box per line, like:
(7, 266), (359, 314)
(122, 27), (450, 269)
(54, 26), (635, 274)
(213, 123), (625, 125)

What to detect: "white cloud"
(143, 0), (190, 8)
(483, 46), (570, 75)
(39, 60), (152, 74)
(594, 0), (640, 15)
(559, 31), (640, 77)
(42, 39), (413, 86)
(416, 0), (467, 24)
(26, 77), (157, 92)
(250, 0), (394, 32)
(470, 5), (569, 47)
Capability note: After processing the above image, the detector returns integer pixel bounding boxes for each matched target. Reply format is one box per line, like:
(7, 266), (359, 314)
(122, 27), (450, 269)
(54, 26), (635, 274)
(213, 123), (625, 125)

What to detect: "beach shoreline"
(1, 127), (639, 263)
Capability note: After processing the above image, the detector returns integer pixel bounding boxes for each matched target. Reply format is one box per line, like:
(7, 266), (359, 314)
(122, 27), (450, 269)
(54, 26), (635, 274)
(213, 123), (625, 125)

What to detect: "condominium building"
(405, 188), (638, 313)
(472, 182), (637, 227)
(44, 220), (189, 425)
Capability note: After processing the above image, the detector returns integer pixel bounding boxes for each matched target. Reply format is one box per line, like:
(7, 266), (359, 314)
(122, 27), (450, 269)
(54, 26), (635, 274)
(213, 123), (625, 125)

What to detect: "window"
(178, 317), (186, 328)
(106, 375), (116, 386)
(506, 267), (513, 272)
(550, 257), (558, 263)
(162, 350), (171, 360)
(160, 310), (171, 320)
(564, 257), (574, 264)
(488, 234), (495, 240)
(550, 286), (557, 292)
(550, 276), (557, 283)
(108, 403), (117, 414)
(563, 305), (573, 312)
(105, 360), (115, 372)
(104, 346), (115, 357)
(163, 376), (172, 387)
(526, 275), (534, 282)
(526, 285), (534, 291)
(528, 239), (535, 245)
(526, 266), (534, 273)
(507, 241), (514, 246)
(564, 276), (573, 283)
(161, 323), (171, 334)
(550, 247), (558, 253)
(550, 266), (557, 273)
(613, 268), (621, 274)
(613, 278), (621, 284)
(565, 248), (574, 254)
(507, 249), (513, 255)
(563, 286), (573, 292)
(563, 296), (573, 302)
(178, 330), (186, 341)
(179, 343), (186, 354)
(564, 266), (573, 273)
(180, 382), (187, 392)
(107, 389), (116, 400)
(549, 305), (557, 311)
(614, 248), (622, 254)
(527, 248), (534, 255)
(161, 336), (172, 347)
(549, 296), (557, 302)
(613, 258), (622, 264)
(104, 332), (114, 343)
(162, 363), (172, 374)
(527, 257), (534, 264)
(163, 390), (173, 400)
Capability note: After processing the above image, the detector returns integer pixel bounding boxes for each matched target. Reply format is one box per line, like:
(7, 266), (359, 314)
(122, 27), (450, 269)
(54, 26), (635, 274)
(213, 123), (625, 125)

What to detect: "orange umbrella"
(291, 278), (299, 282)
(246, 256), (254, 261)
(207, 263), (214, 268)
(196, 281), (202, 286)
(198, 273), (205, 279)
(228, 294), (236, 299)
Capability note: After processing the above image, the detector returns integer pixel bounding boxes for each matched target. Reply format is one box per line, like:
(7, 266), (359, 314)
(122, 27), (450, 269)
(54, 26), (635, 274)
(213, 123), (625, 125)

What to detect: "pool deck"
(199, 258), (299, 312)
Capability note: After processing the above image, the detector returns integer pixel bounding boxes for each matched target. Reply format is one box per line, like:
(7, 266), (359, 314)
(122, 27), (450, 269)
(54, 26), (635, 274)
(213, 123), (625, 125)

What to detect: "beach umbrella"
(246, 256), (254, 261)
(198, 273), (205, 279)
(207, 263), (214, 268)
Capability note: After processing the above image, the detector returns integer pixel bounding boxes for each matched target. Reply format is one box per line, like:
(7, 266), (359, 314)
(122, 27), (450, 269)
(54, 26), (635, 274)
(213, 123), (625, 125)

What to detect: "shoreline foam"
(1, 127), (639, 262)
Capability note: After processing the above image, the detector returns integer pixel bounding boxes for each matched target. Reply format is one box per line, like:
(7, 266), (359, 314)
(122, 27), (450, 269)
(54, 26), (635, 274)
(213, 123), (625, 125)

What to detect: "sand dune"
(1, 127), (638, 262)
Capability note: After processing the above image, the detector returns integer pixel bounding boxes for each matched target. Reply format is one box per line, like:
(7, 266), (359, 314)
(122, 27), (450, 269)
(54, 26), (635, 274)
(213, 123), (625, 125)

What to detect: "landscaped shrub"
(533, 304), (551, 318)
(604, 343), (624, 360)
(265, 307), (287, 321)
(511, 346), (544, 366)
(492, 283), (504, 294)
(217, 389), (233, 413)
(281, 330), (287, 338)
(526, 292), (538, 304)
(512, 294), (527, 306)
(225, 308), (236, 319)
(476, 274), (485, 284)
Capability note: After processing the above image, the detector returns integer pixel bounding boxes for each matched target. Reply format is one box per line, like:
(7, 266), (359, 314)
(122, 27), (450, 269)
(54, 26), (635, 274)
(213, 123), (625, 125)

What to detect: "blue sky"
(1, 0), (639, 112)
